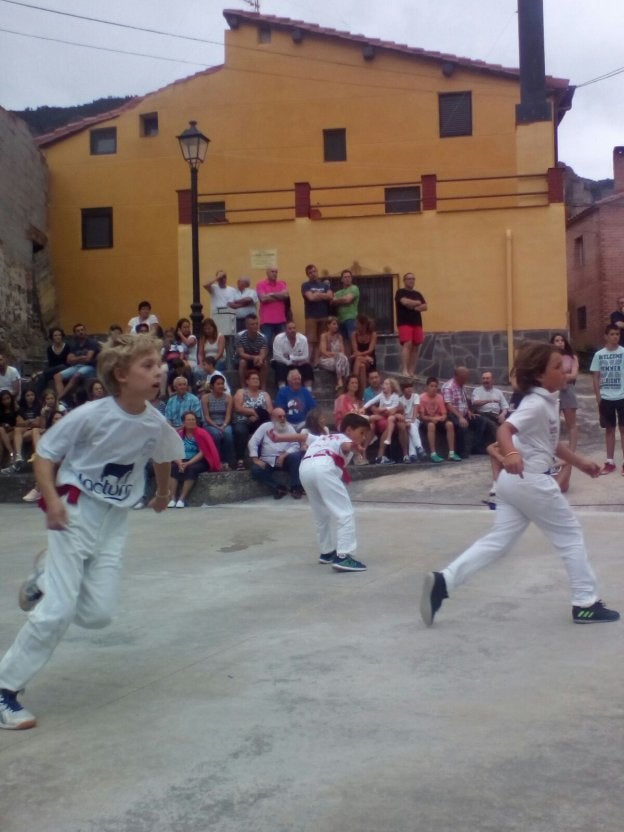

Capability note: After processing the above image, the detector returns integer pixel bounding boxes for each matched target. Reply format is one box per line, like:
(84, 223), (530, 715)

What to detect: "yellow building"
(38, 8), (573, 377)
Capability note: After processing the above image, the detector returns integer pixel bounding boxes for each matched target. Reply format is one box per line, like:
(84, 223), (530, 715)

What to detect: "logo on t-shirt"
(79, 462), (135, 502)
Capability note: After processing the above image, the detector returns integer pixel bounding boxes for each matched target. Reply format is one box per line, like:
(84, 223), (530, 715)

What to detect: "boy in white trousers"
(299, 413), (371, 572)
(0, 335), (183, 729)
(421, 340), (620, 627)
(399, 379), (427, 462)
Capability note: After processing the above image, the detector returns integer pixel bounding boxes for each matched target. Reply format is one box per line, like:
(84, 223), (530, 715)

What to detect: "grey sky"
(0, 0), (621, 179)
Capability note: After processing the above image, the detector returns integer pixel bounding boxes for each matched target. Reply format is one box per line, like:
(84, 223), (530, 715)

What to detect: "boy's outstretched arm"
(34, 455), (68, 530)
(149, 461), (174, 512)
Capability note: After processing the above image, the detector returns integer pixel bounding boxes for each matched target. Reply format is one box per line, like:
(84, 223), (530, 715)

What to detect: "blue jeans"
(250, 451), (303, 494)
(205, 425), (235, 466)
(260, 323), (286, 354)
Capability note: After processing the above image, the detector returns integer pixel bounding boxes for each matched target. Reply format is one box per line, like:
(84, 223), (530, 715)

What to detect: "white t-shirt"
(230, 287), (258, 320)
(506, 387), (559, 474)
(364, 391), (400, 411)
(303, 432), (352, 465)
(471, 385), (508, 415)
(0, 365), (20, 394)
(127, 314), (159, 333)
(272, 332), (310, 365)
(589, 346), (624, 400)
(209, 283), (237, 312)
(399, 393), (420, 422)
(37, 397), (183, 508)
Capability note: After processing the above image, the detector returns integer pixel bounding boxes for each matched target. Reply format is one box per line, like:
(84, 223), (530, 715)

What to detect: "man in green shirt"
(331, 269), (360, 351)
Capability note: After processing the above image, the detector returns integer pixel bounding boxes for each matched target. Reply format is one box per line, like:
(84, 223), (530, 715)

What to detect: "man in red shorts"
(395, 272), (427, 376)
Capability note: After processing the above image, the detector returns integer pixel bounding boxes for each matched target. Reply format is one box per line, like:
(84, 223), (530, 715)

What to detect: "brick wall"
(0, 107), (51, 365)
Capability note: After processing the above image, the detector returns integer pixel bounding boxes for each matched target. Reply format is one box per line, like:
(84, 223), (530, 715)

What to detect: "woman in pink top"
(333, 375), (364, 431)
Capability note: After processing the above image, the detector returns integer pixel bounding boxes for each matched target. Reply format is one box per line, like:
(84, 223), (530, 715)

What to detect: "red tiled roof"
(36, 65), (223, 148)
(222, 8), (570, 90)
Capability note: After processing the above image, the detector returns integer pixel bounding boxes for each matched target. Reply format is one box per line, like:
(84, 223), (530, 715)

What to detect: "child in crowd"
(421, 341), (620, 627)
(0, 334), (183, 730)
(589, 323), (624, 475)
(299, 413), (371, 572)
(399, 379), (427, 462)
(416, 377), (458, 463)
(363, 377), (404, 464)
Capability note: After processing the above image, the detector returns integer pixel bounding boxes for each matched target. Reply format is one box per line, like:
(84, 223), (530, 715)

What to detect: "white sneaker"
(133, 500), (145, 510)
(0, 689), (37, 730)
(18, 549), (46, 612)
(167, 499), (176, 508)
(22, 487), (41, 503)
(175, 499), (186, 508)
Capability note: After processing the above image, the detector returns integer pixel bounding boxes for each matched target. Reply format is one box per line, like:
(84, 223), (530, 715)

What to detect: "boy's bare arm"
(149, 461), (173, 512)
(34, 455), (68, 530)
(555, 443), (600, 478)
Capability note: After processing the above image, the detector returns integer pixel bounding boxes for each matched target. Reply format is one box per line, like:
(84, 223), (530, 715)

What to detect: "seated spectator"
(34, 328), (70, 396)
(198, 318), (226, 380)
(54, 323), (99, 404)
(351, 315), (377, 394)
(174, 317), (200, 381)
(205, 365), (231, 395)
(271, 321), (314, 388)
(232, 370), (273, 470)
(127, 300), (160, 334)
(0, 389), (18, 465)
(334, 375), (364, 431)
(363, 368), (382, 404)
(274, 368), (317, 429)
(165, 376), (202, 428)
(21, 408), (66, 503)
(166, 358), (193, 397)
(248, 407), (305, 499)
(471, 371), (509, 426)
(399, 379), (427, 462)
(318, 316), (350, 391)
(442, 366), (495, 457)
(12, 389), (41, 469)
(87, 378), (107, 401)
(0, 353), (21, 399)
(200, 374), (234, 469)
(363, 377), (407, 464)
(418, 376), (458, 463)
(109, 324), (123, 337)
(168, 411), (221, 508)
(235, 314), (269, 387)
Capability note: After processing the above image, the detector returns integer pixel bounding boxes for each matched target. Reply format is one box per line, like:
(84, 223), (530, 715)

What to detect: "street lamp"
(177, 120), (210, 338)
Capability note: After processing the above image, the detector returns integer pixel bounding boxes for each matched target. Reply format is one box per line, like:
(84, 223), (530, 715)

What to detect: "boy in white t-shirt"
(420, 341), (619, 628)
(0, 335), (183, 730)
(589, 323), (624, 475)
(399, 379), (427, 462)
(299, 413), (371, 572)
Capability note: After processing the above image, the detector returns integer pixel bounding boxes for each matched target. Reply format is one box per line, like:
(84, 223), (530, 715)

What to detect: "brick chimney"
(515, 0), (552, 123)
(614, 147), (624, 193)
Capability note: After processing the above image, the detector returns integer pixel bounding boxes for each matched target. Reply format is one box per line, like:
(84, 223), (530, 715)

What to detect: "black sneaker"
(318, 550), (337, 565)
(331, 554), (367, 572)
(572, 600), (620, 624)
(420, 571), (448, 626)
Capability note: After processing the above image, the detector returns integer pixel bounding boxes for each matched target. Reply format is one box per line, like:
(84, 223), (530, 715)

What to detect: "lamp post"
(177, 120), (210, 338)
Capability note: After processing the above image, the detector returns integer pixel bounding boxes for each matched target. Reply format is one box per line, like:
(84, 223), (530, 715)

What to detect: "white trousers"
(299, 458), (356, 556)
(407, 421), (424, 455)
(443, 470), (597, 606)
(0, 493), (128, 691)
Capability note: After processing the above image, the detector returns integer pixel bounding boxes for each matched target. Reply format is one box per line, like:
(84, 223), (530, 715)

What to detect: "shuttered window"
(438, 92), (472, 138)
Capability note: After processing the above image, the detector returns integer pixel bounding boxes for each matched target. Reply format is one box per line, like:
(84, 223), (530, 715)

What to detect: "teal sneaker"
(430, 452), (444, 463)
(448, 451), (462, 462)
(331, 554), (367, 572)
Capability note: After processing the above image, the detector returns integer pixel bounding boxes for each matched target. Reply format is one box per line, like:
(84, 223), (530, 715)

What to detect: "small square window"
(439, 92), (472, 138)
(90, 127), (117, 155)
(198, 201), (226, 224)
(82, 208), (113, 248)
(140, 112), (159, 137)
(385, 186), (421, 214)
(576, 306), (587, 331)
(323, 128), (346, 162)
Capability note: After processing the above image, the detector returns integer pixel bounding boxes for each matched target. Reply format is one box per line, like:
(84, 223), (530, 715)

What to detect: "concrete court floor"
(1, 458), (623, 832)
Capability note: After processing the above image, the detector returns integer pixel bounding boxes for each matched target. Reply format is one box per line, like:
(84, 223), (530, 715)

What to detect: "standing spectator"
(395, 272), (427, 377)
(331, 269), (360, 349)
(165, 376), (202, 428)
(53, 323), (99, 403)
(227, 277), (258, 332)
(248, 408), (305, 499)
(550, 333), (579, 451)
(232, 370), (273, 470)
(609, 296), (624, 347)
(0, 353), (21, 398)
(168, 412), (221, 508)
(203, 269), (236, 315)
(234, 314), (269, 387)
(442, 366), (493, 457)
(275, 368), (317, 429)
(471, 371), (510, 426)
(200, 374), (234, 469)
(271, 321), (314, 388)
(256, 267), (289, 348)
(318, 317), (350, 391)
(590, 323), (624, 474)
(351, 314), (378, 393)
(301, 264), (333, 365)
(127, 300), (159, 335)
